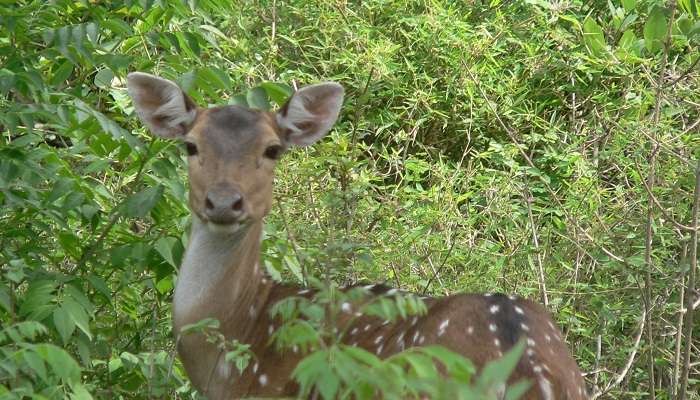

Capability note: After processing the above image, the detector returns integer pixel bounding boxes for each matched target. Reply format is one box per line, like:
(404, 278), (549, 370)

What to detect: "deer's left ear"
(276, 82), (344, 147)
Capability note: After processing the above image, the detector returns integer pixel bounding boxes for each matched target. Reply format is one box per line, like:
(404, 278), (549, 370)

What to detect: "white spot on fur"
(268, 325), (274, 335)
(418, 335), (425, 344)
(253, 362), (259, 373)
(374, 335), (384, 344)
(490, 305), (500, 314)
(544, 333), (551, 342)
(341, 302), (352, 313)
(494, 338), (501, 347)
(514, 305), (524, 315)
(467, 326), (474, 334)
(508, 295), (517, 300)
(259, 374), (268, 386)
(377, 344), (384, 355)
(386, 288), (398, 295)
(438, 319), (450, 336)
(489, 323), (497, 332)
(527, 338), (536, 347)
(364, 324), (371, 332)
(413, 331), (420, 343)
(521, 323), (530, 332)
(298, 289), (310, 294)
(397, 332), (406, 349)
(217, 358), (231, 379)
(351, 327), (359, 335)
(538, 377), (554, 400)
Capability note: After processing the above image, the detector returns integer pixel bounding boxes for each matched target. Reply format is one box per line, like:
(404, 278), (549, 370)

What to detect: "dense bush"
(1, 0), (699, 398)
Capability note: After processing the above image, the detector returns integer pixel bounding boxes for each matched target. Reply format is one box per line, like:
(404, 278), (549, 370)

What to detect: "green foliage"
(1, 0), (699, 398)
(292, 343), (527, 400)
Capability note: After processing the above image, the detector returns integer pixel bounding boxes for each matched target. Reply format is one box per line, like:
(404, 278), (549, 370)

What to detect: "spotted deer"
(126, 72), (588, 399)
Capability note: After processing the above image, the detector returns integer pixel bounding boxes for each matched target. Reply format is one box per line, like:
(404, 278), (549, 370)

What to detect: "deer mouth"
(205, 219), (250, 235)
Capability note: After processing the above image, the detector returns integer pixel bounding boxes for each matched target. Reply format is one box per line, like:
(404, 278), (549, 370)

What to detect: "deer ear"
(276, 82), (344, 147)
(126, 72), (198, 139)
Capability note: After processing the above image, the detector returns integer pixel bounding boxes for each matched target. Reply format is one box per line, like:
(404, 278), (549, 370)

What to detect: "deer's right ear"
(126, 72), (198, 139)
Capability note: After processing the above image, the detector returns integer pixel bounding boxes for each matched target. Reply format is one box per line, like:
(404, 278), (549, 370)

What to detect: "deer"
(126, 72), (589, 400)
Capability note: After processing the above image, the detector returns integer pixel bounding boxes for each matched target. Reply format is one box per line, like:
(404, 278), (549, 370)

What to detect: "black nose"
(204, 186), (246, 224)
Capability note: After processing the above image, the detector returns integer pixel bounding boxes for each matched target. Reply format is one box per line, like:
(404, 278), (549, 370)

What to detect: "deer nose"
(204, 186), (246, 224)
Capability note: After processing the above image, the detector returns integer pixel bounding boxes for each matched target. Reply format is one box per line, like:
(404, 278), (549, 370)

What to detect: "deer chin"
(206, 220), (249, 235)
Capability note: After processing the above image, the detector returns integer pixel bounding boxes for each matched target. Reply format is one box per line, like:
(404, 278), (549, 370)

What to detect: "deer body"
(126, 72), (588, 399)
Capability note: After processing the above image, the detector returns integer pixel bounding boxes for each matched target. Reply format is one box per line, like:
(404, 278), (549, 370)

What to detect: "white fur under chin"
(173, 217), (247, 324)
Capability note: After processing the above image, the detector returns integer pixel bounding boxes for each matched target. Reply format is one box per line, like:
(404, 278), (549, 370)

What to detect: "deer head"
(126, 72), (344, 234)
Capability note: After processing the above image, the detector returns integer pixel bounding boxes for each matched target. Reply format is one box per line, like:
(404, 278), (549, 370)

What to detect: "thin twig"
(646, 4), (678, 396)
(666, 50), (700, 87)
(276, 199), (307, 286)
(524, 188), (548, 307)
(634, 159), (697, 232)
(591, 310), (646, 399)
(679, 157), (700, 400)
(643, 143), (659, 400)
(671, 242), (687, 398)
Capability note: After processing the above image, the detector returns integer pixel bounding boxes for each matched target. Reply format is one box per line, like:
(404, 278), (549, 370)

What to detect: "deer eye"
(184, 142), (198, 156)
(264, 144), (282, 160)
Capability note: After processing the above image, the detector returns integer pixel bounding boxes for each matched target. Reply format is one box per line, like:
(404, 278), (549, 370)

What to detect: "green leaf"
(64, 298), (92, 340)
(36, 344), (81, 384)
(0, 283), (10, 313)
(644, 7), (668, 53)
(22, 349), (47, 382)
(155, 236), (178, 267)
(621, 0), (636, 12)
(19, 280), (56, 319)
(505, 380), (532, 400)
(259, 82), (293, 107)
(53, 306), (76, 344)
(75, 99), (142, 148)
(58, 232), (81, 259)
(229, 94), (248, 107)
(51, 61), (74, 86)
(121, 185), (164, 218)
(94, 68), (114, 89)
(198, 67), (231, 91)
(181, 317), (220, 334)
(583, 17), (607, 57)
(70, 383), (94, 400)
(246, 87), (271, 110)
(477, 339), (526, 389)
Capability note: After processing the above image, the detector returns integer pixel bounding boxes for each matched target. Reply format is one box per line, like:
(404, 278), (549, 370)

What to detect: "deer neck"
(173, 216), (265, 338)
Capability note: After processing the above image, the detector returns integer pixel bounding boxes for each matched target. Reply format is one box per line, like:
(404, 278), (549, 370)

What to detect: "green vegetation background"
(1, 0), (699, 398)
